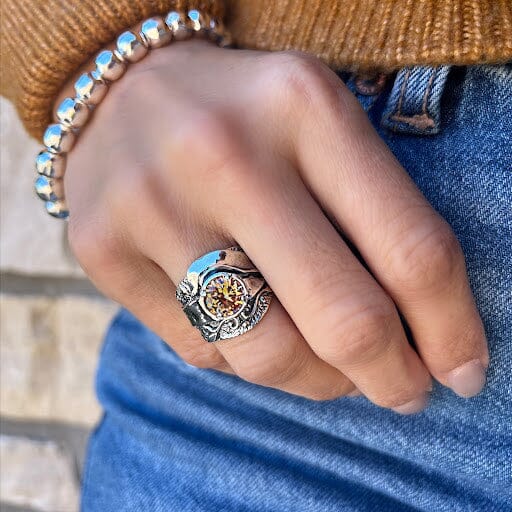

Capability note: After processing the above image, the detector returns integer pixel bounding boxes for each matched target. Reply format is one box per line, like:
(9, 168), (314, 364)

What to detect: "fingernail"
(348, 389), (363, 397)
(447, 359), (486, 398)
(392, 394), (428, 415)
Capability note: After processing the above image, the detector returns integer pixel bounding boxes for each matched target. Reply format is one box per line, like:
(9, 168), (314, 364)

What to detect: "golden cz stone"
(204, 275), (246, 319)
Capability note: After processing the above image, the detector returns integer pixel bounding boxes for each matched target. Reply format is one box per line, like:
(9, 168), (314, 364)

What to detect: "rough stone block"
(0, 435), (79, 511)
(0, 294), (118, 426)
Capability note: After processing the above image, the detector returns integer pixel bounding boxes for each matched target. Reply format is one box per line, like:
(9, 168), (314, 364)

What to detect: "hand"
(63, 40), (488, 412)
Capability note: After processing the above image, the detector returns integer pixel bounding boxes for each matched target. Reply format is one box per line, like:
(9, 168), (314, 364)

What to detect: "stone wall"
(1, 98), (118, 511)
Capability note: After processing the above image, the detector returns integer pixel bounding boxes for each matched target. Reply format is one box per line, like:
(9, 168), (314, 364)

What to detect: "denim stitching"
(422, 68), (437, 112)
(381, 65), (451, 135)
(394, 68), (411, 116)
(389, 68), (436, 130)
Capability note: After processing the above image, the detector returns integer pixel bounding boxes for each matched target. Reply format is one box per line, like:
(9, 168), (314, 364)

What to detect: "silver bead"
(35, 150), (66, 178)
(140, 17), (172, 48)
(43, 124), (75, 154)
(56, 97), (90, 128)
(34, 175), (64, 201)
(187, 10), (207, 35)
(74, 73), (108, 106)
(45, 199), (69, 220)
(165, 11), (190, 41)
(95, 50), (126, 81)
(116, 31), (148, 62)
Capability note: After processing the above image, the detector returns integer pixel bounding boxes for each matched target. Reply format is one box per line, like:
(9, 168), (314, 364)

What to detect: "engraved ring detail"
(176, 247), (273, 342)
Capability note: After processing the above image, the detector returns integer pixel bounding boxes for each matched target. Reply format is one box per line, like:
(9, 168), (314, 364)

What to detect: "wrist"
(54, 39), (220, 120)
(53, 16), (228, 117)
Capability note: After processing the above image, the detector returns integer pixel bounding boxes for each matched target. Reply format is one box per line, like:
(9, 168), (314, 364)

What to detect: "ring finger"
(123, 178), (356, 401)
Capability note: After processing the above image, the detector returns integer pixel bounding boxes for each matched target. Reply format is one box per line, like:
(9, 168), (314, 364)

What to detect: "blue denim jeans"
(81, 65), (512, 511)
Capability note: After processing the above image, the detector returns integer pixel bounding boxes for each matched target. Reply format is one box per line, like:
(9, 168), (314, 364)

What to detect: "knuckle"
(168, 111), (262, 225)
(169, 110), (249, 190)
(266, 51), (340, 111)
(68, 218), (124, 275)
(318, 298), (397, 367)
(388, 218), (465, 290)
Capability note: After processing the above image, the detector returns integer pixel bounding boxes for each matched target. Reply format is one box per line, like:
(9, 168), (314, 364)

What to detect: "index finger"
(293, 78), (488, 398)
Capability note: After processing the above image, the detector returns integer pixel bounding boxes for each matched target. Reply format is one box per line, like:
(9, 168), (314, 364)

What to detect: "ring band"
(176, 247), (273, 342)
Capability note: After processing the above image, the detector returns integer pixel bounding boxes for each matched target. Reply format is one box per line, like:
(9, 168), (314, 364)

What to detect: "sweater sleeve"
(0, 0), (225, 139)
(3, 0), (512, 140)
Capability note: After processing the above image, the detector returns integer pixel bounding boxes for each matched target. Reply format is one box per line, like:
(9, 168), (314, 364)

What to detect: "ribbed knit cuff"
(0, 0), (224, 138)
(229, 0), (512, 72)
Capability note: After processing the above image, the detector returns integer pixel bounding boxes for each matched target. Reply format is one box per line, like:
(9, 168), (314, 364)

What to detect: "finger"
(291, 75), (488, 397)
(217, 301), (357, 402)
(67, 203), (230, 373)
(218, 155), (432, 412)
(119, 173), (356, 401)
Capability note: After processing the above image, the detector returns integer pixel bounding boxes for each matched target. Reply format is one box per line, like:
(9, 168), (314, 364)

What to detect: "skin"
(60, 40), (489, 412)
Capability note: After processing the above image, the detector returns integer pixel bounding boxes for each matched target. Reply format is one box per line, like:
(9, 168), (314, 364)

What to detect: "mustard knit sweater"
(1, 0), (511, 139)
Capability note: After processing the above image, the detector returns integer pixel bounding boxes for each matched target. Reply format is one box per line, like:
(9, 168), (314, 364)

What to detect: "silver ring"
(176, 247), (273, 342)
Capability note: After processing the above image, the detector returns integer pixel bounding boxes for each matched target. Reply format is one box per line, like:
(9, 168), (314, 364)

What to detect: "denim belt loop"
(381, 65), (452, 135)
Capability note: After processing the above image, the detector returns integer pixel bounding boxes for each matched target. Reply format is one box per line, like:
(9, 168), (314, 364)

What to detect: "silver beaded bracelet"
(34, 9), (230, 220)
